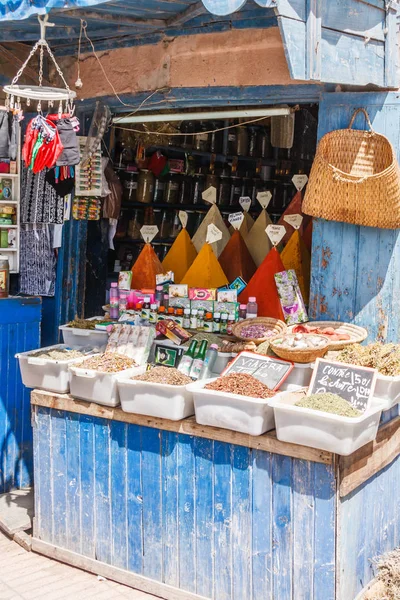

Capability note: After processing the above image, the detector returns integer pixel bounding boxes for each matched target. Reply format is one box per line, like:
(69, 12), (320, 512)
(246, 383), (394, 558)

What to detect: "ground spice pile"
(219, 230), (256, 283)
(239, 247), (285, 319)
(32, 349), (84, 360)
(131, 243), (165, 289)
(295, 393), (361, 417)
(244, 209), (273, 267)
(133, 366), (192, 386)
(205, 373), (274, 399)
(192, 204), (230, 257)
(280, 230), (311, 304)
(277, 191), (309, 245)
(77, 353), (136, 372)
(162, 228), (197, 283)
(335, 343), (400, 376)
(181, 243), (229, 288)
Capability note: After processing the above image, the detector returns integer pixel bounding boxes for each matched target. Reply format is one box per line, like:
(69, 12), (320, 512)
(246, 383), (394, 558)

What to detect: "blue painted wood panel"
(310, 92), (400, 343)
(0, 297), (41, 492)
(33, 406), (336, 600)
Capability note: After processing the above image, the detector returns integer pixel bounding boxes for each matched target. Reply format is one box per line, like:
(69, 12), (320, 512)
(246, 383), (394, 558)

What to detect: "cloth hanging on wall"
(0, 111), (10, 159)
(19, 224), (57, 296)
(21, 165), (64, 224)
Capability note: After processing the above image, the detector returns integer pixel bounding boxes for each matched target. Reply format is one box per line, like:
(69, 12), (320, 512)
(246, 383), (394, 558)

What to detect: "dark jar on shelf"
(170, 211), (182, 239)
(194, 122), (210, 152)
(227, 128), (238, 155)
(209, 120), (223, 154)
(121, 170), (138, 203)
(258, 127), (273, 159)
(192, 173), (205, 205)
(218, 174), (231, 206)
(229, 176), (242, 206)
(137, 170), (154, 204)
(178, 175), (193, 205)
(153, 178), (166, 204)
(248, 127), (259, 158)
(164, 174), (180, 204)
(159, 210), (172, 238)
(236, 126), (249, 156)
(205, 173), (220, 197)
(181, 121), (196, 150)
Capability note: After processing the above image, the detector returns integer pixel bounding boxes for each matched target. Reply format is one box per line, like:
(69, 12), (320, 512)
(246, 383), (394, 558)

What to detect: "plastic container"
(212, 351), (235, 375)
(16, 344), (95, 394)
(373, 373), (400, 410)
(279, 362), (313, 392)
(118, 377), (194, 420)
(60, 317), (109, 349)
(188, 378), (276, 436)
(69, 364), (145, 407)
(269, 390), (384, 456)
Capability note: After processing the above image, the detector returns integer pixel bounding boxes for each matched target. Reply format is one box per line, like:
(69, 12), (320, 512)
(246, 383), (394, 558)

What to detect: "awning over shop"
(0, 0), (111, 21)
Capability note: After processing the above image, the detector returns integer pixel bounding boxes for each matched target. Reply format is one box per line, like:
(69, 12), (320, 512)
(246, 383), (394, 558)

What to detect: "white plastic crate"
(188, 378), (275, 436)
(118, 377), (194, 420)
(373, 373), (400, 411)
(59, 317), (109, 349)
(279, 362), (313, 392)
(213, 352), (235, 375)
(269, 390), (383, 456)
(69, 364), (146, 407)
(16, 344), (94, 394)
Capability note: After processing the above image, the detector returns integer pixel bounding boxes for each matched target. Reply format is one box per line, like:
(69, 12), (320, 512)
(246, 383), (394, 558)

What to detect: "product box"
(106, 324), (156, 363)
(189, 288), (217, 301)
(229, 276), (247, 295)
(156, 319), (191, 345)
(217, 289), (238, 303)
(129, 290), (156, 306)
(156, 272), (174, 285)
(274, 269), (308, 325)
(169, 284), (188, 298)
(169, 297), (191, 310)
(190, 300), (214, 313)
(154, 344), (184, 368)
(214, 301), (239, 319)
(118, 271), (132, 290)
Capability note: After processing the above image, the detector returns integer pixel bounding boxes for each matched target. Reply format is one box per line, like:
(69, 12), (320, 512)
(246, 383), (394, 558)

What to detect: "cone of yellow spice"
(131, 243), (165, 289)
(281, 230), (311, 304)
(162, 228), (197, 283)
(181, 243), (229, 288)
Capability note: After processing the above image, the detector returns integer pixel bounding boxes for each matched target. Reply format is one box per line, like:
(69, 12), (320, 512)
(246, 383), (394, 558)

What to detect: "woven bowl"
(269, 334), (330, 364)
(288, 321), (368, 351)
(232, 318), (287, 345)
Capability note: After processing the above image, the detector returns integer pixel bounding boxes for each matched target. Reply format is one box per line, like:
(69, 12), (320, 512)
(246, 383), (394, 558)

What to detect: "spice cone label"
(284, 214), (303, 230)
(206, 223), (223, 244)
(179, 211), (188, 228)
(239, 196), (252, 212)
(266, 224), (286, 246)
(292, 174), (308, 191)
(257, 190), (272, 209)
(228, 212), (245, 230)
(140, 225), (159, 243)
(202, 186), (217, 204)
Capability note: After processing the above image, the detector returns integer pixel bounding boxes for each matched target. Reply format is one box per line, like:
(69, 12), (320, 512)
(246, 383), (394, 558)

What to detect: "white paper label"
(179, 210), (188, 228)
(257, 190), (272, 209)
(266, 224), (286, 246)
(202, 186), (217, 204)
(206, 223), (223, 244)
(140, 225), (159, 243)
(239, 196), (252, 212)
(292, 174), (308, 191)
(228, 212), (245, 230)
(284, 214), (303, 230)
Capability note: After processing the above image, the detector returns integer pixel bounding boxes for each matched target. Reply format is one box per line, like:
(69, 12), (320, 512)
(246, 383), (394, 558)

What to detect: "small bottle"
(141, 297), (151, 321)
(213, 312), (221, 333)
(119, 290), (129, 315)
(183, 308), (191, 329)
(197, 309), (205, 331)
(203, 312), (214, 333)
(199, 344), (219, 380)
(220, 313), (228, 334)
(190, 309), (198, 330)
(167, 307), (176, 322)
(178, 340), (198, 376)
(155, 285), (164, 306)
(163, 294), (170, 310)
(246, 297), (258, 319)
(190, 340), (209, 380)
(110, 283), (119, 319)
(157, 305), (167, 321)
(175, 308), (184, 326)
(239, 304), (247, 320)
(149, 303), (158, 324)
(227, 313), (235, 335)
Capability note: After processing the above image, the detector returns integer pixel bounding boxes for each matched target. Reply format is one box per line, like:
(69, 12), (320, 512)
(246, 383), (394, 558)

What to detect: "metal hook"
(38, 14), (55, 42)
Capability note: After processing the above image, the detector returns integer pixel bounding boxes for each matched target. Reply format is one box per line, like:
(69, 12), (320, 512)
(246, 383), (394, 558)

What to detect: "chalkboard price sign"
(308, 358), (377, 412)
(222, 351), (293, 391)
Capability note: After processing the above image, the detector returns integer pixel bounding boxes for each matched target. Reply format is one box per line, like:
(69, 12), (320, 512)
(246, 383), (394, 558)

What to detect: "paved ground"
(0, 532), (159, 600)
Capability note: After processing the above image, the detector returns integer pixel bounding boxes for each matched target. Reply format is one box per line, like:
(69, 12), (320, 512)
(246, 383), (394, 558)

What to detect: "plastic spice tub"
(372, 373), (400, 411)
(187, 378), (275, 436)
(69, 364), (146, 407)
(16, 344), (95, 394)
(279, 362), (313, 392)
(212, 352), (235, 375)
(269, 390), (384, 456)
(118, 377), (194, 420)
(59, 317), (109, 349)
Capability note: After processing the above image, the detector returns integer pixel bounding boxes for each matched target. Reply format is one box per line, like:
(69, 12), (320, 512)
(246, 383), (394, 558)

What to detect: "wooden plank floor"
(0, 532), (159, 600)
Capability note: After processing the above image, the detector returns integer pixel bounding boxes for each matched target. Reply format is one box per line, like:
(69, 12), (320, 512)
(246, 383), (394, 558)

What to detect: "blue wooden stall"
(30, 392), (400, 600)
(0, 298), (41, 493)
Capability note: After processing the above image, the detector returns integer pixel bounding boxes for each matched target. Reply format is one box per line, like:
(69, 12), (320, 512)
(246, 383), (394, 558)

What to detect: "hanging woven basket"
(303, 108), (400, 229)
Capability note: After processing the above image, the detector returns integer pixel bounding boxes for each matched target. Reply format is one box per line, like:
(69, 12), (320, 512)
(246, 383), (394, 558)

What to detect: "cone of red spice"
(131, 243), (165, 289)
(239, 247), (285, 319)
(219, 230), (257, 283)
(277, 191), (311, 245)
(302, 218), (313, 253)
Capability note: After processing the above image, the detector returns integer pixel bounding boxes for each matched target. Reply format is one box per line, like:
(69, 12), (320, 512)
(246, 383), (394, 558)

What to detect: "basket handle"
(348, 108), (374, 133)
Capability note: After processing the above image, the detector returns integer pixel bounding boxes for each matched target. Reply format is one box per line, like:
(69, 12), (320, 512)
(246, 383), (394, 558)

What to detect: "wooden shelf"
(0, 248), (18, 252)
(0, 200), (18, 204)
(0, 225), (17, 228)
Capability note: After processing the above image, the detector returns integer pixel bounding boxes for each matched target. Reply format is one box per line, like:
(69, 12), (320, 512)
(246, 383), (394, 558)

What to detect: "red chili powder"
(219, 230), (257, 284)
(131, 243), (165, 289)
(239, 247), (285, 319)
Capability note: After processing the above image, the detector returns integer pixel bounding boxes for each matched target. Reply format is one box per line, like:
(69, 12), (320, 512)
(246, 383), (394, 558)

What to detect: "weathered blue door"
(310, 92), (400, 342)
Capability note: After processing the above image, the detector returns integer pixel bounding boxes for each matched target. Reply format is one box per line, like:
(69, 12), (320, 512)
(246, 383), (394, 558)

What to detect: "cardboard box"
(189, 288), (216, 301)
(169, 284), (188, 298)
(156, 319), (191, 345)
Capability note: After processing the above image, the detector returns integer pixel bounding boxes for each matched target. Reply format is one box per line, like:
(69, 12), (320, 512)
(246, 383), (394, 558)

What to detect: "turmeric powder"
(131, 243), (165, 289)
(181, 243), (229, 288)
(162, 228), (197, 283)
(281, 230), (311, 304)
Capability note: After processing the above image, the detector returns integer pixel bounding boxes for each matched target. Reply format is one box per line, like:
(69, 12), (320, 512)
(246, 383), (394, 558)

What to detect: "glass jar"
(127, 209), (142, 239)
(159, 210), (171, 239)
(178, 175), (193, 205)
(170, 211), (182, 239)
(209, 120), (223, 154)
(248, 127), (259, 158)
(137, 170), (154, 204)
(164, 174), (180, 205)
(181, 121), (196, 150)
(186, 210), (196, 236)
(236, 126), (249, 156)
(258, 127), (273, 159)
(153, 208), (163, 237)
(229, 177), (242, 206)
(192, 173), (205, 205)
(122, 171), (138, 202)
(153, 178), (166, 204)
(194, 122), (210, 152)
(227, 128), (238, 155)
(218, 175), (231, 207)
(205, 173), (220, 198)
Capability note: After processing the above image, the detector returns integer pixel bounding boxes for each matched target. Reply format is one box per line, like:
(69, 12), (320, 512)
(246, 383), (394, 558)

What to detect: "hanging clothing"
(9, 114), (18, 161)
(103, 160), (122, 219)
(22, 115), (63, 172)
(47, 115), (80, 167)
(0, 111), (10, 159)
(45, 166), (75, 197)
(21, 165), (64, 224)
(19, 224), (57, 297)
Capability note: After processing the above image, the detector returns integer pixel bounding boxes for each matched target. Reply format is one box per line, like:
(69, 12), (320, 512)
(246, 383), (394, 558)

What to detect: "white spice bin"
(188, 378), (275, 436)
(69, 364), (145, 407)
(118, 377), (194, 420)
(372, 373), (400, 410)
(16, 344), (94, 394)
(269, 391), (384, 456)
(59, 317), (109, 349)
(279, 362), (313, 392)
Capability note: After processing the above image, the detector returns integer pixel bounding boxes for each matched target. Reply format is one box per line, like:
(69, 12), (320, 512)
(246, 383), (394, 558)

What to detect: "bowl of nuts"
(232, 317), (287, 345)
(269, 333), (330, 364)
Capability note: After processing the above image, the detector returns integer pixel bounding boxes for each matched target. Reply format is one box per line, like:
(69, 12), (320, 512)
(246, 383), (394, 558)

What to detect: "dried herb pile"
(295, 393), (361, 418)
(133, 366), (191, 386)
(67, 318), (110, 330)
(32, 349), (84, 361)
(335, 343), (400, 376)
(76, 353), (136, 373)
(205, 373), (274, 399)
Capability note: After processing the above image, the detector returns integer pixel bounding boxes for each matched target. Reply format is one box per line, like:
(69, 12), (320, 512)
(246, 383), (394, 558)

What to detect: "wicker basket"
(288, 321), (368, 351)
(303, 108), (400, 229)
(269, 334), (330, 364)
(232, 317), (287, 345)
